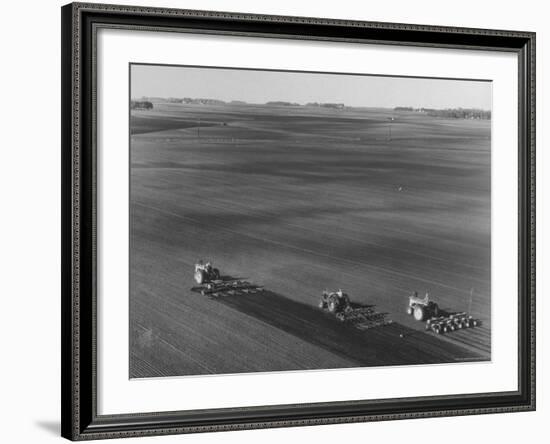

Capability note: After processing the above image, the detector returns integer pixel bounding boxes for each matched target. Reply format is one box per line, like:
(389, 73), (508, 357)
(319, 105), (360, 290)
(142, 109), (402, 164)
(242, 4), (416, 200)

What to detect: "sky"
(131, 64), (492, 110)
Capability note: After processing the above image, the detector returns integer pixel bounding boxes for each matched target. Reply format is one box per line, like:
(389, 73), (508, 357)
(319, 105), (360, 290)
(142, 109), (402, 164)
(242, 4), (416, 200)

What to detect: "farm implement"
(337, 307), (394, 330)
(425, 312), (480, 334)
(191, 279), (264, 298)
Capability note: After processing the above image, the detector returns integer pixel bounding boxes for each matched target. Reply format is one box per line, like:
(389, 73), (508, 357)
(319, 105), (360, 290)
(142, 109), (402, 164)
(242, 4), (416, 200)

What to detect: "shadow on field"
(210, 289), (478, 367)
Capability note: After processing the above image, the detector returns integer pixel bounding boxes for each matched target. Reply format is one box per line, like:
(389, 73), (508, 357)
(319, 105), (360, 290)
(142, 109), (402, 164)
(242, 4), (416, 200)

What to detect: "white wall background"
(0, 0), (545, 443)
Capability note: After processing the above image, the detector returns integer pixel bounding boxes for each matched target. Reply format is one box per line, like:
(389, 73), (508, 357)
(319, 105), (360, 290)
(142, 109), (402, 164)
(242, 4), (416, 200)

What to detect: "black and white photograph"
(129, 64), (492, 378)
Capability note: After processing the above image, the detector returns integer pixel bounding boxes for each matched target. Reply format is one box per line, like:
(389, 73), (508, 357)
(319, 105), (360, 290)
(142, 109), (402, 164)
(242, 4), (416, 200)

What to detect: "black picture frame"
(61, 2), (536, 440)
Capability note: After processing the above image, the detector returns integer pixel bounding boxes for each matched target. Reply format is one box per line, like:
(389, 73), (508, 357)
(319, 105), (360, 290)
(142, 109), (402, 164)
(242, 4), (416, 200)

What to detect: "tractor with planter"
(406, 292), (481, 334)
(319, 289), (393, 327)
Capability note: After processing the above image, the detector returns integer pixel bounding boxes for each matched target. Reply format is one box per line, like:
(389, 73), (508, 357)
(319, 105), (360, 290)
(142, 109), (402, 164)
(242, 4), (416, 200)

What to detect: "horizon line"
(130, 97), (492, 112)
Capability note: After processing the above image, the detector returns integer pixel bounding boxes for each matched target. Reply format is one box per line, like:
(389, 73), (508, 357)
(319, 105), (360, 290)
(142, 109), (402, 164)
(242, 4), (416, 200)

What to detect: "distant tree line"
(424, 108), (491, 120)
(394, 106), (491, 120)
(130, 100), (153, 110)
(266, 101), (300, 106)
(183, 98), (226, 105)
(306, 102), (345, 109)
(167, 97), (226, 105)
(149, 97), (350, 109)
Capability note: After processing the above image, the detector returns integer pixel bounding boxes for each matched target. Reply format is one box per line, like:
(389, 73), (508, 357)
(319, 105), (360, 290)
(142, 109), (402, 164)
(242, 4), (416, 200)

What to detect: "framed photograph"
(61, 2), (535, 440)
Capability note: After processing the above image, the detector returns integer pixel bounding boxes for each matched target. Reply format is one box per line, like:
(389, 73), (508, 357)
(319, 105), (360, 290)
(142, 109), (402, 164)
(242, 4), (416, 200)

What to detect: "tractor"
(319, 289), (351, 319)
(406, 292), (440, 322)
(194, 261), (220, 284)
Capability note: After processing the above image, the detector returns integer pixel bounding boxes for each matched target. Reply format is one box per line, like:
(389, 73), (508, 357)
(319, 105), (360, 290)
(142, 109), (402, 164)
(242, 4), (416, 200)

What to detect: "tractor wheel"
(194, 270), (205, 284)
(406, 306), (414, 316)
(328, 299), (337, 313)
(413, 305), (425, 321)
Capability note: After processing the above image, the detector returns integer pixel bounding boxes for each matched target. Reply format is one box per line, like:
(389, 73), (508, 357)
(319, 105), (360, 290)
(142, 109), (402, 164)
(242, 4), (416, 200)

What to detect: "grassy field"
(129, 102), (491, 378)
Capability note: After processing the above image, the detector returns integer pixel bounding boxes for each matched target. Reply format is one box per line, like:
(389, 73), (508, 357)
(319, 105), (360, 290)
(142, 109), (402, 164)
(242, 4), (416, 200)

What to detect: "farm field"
(129, 102), (491, 378)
